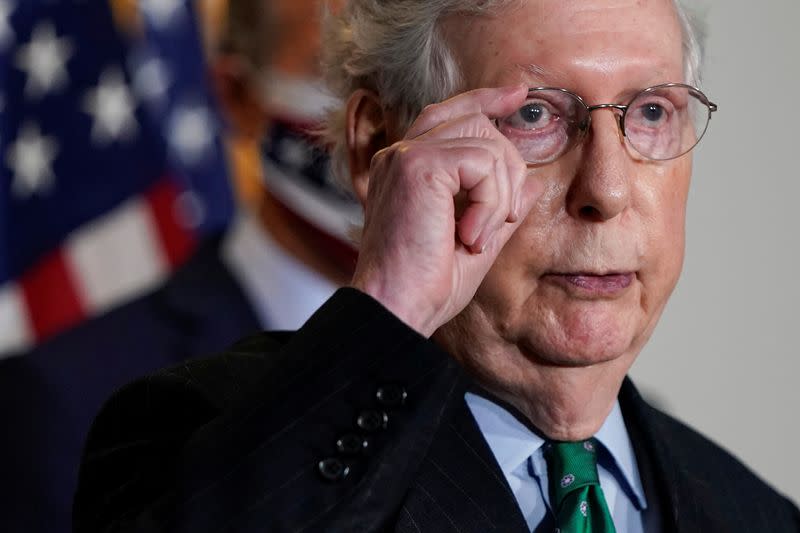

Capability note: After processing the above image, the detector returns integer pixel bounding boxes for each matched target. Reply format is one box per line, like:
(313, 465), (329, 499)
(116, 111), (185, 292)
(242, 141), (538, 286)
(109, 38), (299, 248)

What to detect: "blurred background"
(0, 0), (797, 531)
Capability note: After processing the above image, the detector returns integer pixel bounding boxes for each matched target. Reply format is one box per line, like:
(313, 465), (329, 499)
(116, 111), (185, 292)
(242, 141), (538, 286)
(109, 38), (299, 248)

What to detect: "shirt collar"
(594, 400), (648, 510)
(464, 391), (647, 510)
(464, 392), (547, 476)
(222, 212), (337, 331)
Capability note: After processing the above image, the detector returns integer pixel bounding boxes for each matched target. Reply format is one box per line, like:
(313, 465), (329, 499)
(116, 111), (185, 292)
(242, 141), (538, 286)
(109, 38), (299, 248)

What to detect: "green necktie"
(545, 439), (616, 533)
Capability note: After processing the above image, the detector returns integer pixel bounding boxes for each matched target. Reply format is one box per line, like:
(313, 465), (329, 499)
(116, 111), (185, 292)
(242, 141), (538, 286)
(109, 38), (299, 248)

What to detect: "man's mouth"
(543, 272), (635, 296)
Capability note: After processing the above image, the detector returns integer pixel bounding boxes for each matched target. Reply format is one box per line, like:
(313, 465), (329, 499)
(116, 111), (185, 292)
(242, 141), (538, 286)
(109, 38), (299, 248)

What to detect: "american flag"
(0, 0), (233, 356)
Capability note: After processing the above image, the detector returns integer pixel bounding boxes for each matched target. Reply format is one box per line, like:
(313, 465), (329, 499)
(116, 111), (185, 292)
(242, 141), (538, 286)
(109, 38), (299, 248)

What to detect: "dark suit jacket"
(0, 237), (261, 533)
(73, 288), (800, 532)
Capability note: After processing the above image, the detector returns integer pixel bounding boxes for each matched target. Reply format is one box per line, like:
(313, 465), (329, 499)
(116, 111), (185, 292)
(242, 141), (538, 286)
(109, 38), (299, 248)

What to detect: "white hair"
(321, 0), (706, 183)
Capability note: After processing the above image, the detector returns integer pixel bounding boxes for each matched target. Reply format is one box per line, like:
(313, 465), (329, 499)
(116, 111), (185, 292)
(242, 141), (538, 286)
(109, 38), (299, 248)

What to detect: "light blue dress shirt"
(465, 392), (648, 532)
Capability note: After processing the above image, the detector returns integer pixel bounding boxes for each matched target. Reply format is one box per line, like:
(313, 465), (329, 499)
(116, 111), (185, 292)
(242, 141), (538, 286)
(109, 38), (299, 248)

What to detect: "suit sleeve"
(789, 496), (800, 529)
(72, 372), (219, 532)
(73, 288), (443, 532)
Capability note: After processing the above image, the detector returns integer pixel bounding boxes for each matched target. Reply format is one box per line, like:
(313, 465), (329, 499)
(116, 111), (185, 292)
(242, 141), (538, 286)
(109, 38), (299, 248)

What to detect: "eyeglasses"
(496, 83), (718, 166)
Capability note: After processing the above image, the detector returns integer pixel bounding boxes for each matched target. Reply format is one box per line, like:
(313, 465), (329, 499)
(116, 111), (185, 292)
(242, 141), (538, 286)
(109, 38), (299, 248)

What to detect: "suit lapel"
(398, 374), (529, 533)
(620, 379), (728, 532)
(398, 375), (735, 533)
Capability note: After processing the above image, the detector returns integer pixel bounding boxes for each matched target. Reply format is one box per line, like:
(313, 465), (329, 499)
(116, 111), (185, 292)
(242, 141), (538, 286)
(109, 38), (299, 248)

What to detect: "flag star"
(139, 0), (184, 29)
(14, 21), (74, 100)
(6, 122), (60, 197)
(131, 55), (172, 104)
(0, 0), (16, 52)
(83, 66), (139, 145)
(167, 104), (214, 166)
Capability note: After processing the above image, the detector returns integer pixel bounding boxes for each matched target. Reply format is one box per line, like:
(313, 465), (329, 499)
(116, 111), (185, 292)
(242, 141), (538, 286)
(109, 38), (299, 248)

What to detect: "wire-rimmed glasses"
(496, 83), (718, 166)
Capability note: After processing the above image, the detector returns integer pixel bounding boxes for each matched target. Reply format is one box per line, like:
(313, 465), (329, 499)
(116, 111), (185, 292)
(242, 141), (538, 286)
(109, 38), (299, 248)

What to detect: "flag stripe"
(144, 178), (196, 268)
(65, 193), (169, 314)
(0, 178), (200, 356)
(20, 250), (86, 341)
(0, 284), (34, 356)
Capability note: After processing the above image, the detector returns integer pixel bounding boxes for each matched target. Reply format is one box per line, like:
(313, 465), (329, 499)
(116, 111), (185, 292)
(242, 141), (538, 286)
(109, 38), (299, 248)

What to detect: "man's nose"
(566, 111), (632, 222)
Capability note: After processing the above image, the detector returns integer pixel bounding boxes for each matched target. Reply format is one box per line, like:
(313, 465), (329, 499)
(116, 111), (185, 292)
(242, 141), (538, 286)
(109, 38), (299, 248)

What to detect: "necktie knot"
(546, 439), (601, 507)
(544, 438), (616, 532)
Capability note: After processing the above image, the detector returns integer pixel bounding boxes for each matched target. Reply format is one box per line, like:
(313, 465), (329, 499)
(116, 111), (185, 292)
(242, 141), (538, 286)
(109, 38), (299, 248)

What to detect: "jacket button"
(376, 385), (408, 407)
(356, 409), (389, 432)
(336, 433), (370, 455)
(318, 457), (350, 482)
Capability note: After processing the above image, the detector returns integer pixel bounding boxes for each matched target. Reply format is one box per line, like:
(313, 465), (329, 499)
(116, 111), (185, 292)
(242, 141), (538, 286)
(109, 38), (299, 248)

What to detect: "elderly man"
(74, 0), (800, 531)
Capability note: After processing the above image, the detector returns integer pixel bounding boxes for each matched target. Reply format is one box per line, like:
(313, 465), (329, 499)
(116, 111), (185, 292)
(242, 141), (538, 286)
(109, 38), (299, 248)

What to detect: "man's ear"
(210, 55), (268, 139)
(346, 89), (387, 207)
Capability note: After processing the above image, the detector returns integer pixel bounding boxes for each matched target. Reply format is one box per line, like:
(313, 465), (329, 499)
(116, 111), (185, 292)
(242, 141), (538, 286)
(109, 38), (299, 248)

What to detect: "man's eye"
(521, 104), (546, 124)
(506, 101), (557, 130)
(641, 103), (665, 123)
(629, 96), (676, 129)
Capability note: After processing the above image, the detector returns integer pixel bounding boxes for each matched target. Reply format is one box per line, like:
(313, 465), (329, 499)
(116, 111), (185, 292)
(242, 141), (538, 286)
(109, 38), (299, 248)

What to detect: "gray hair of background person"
(217, 0), (275, 72)
(320, 0), (706, 183)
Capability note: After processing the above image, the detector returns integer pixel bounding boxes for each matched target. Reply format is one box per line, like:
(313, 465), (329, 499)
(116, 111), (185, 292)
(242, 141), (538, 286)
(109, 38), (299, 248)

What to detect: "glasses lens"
(497, 89), (588, 165)
(624, 85), (711, 160)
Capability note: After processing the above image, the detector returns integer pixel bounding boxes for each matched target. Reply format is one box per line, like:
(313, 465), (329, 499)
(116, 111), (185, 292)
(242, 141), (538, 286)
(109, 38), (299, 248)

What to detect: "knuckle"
(484, 137), (506, 157)
(393, 141), (427, 173)
(417, 103), (441, 124)
(474, 142), (505, 171)
(473, 114), (496, 136)
(478, 113), (495, 129)
(393, 141), (415, 162)
(464, 112), (491, 129)
(499, 141), (526, 175)
(370, 145), (392, 170)
(463, 112), (484, 122)
(484, 149), (502, 171)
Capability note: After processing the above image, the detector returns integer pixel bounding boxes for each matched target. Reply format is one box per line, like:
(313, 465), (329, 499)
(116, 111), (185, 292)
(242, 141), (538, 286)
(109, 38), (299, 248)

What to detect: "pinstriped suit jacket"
(73, 288), (800, 532)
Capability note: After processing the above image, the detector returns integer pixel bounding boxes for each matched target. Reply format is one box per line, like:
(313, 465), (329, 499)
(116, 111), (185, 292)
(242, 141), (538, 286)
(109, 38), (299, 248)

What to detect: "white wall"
(631, 0), (800, 505)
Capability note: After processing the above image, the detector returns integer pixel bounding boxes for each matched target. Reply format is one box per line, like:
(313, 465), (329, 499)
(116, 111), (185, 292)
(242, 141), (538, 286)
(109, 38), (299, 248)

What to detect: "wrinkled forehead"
(442, 0), (684, 90)
(556, 0), (675, 28)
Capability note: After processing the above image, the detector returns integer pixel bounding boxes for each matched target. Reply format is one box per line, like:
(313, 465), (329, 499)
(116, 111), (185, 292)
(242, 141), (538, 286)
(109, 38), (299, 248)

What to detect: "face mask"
(258, 71), (362, 243)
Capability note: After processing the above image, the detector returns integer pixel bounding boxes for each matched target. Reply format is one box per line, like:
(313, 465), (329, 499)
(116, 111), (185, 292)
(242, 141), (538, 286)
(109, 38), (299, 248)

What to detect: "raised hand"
(351, 85), (545, 337)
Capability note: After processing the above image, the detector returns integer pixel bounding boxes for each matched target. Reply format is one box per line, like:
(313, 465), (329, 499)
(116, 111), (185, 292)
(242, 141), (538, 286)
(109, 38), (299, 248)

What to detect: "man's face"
(439, 0), (690, 369)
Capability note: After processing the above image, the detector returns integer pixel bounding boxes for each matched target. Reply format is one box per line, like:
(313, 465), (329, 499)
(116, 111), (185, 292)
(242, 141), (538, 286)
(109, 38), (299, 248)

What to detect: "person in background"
(0, 1), (356, 531)
(212, 0), (360, 330)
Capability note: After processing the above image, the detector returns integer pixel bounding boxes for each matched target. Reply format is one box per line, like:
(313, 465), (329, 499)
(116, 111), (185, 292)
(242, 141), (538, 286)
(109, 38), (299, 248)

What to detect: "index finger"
(405, 84), (528, 139)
